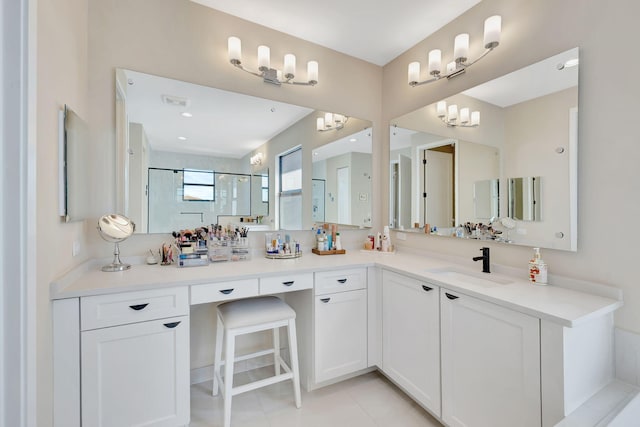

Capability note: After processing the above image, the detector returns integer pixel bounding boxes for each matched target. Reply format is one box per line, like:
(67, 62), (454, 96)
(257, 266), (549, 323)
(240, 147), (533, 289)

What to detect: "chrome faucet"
(473, 247), (491, 273)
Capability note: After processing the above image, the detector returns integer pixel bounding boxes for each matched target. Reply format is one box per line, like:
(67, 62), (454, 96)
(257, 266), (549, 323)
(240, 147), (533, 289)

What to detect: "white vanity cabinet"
(440, 288), (541, 427)
(313, 268), (368, 383)
(382, 270), (441, 416)
(80, 287), (190, 427)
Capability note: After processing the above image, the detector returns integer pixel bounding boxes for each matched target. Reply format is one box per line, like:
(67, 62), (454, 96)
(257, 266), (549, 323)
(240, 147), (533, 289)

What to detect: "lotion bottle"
(528, 247), (548, 285)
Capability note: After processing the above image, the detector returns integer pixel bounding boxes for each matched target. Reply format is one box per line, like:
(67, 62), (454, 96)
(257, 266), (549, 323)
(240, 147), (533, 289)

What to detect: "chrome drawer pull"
(129, 303), (149, 311)
(445, 293), (459, 300)
(219, 289), (234, 295)
(163, 321), (181, 329)
(320, 298), (331, 303)
(282, 281), (295, 286)
(337, 278), (347, 284)
(422, 285), (433, 292)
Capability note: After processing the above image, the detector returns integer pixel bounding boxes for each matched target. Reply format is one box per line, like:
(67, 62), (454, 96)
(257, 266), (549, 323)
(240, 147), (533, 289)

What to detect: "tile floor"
(190, 367), (443, 427)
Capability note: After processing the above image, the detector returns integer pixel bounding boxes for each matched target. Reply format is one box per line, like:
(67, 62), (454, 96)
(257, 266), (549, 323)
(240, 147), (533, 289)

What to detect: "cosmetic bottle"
(528, 247), (548, 285)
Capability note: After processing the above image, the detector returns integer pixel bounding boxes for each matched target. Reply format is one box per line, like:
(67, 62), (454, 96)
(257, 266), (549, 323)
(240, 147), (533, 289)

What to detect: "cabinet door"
(382, 270), (440, 416)
(81, 316), (190, 427)
(441, 289), (540, 427)
(314, 289), (367, 383)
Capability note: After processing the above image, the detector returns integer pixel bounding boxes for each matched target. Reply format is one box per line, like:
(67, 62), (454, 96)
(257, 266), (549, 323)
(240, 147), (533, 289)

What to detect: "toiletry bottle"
(536, 248), (548, 285)
(335, 232), (342, 250)
(529, 247), (548, 285)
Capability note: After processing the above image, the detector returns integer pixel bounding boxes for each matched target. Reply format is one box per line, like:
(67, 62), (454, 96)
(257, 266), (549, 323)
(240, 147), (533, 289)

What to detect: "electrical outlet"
(396, 232), (407, 241)
(72, 240), (81, 257)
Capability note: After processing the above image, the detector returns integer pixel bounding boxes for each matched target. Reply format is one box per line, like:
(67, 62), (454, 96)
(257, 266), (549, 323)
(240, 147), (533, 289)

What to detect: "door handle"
(129, 303), (149, 311)
(445, 292), (459, 300)
(163, 321), (181, 329)
(337, 278), (347, 284)
(282, 281), (295, 286)
(219, 289), (234, 295)
(422, 285), (433, 292)
(320, 297), (331, 303)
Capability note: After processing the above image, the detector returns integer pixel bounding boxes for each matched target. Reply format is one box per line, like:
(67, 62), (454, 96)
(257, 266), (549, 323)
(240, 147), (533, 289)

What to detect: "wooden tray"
(311, 248), (346, 255)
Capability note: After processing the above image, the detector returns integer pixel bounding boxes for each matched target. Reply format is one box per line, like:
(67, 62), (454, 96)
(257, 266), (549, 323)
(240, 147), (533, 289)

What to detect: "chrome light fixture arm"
(228, 37), (318, 87)
(408, 15), (501, 88)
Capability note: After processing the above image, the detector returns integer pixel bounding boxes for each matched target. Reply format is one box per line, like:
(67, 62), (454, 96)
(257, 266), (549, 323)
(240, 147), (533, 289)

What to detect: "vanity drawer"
(190, 278), (259, 305)
(260, 272), (313, 295)
(315, 268), (366, 295)
(80, 287), (189, 331)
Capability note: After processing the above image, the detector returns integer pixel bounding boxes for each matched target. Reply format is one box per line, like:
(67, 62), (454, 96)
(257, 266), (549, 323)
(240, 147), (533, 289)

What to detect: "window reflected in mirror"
(115, 69), (372, 233)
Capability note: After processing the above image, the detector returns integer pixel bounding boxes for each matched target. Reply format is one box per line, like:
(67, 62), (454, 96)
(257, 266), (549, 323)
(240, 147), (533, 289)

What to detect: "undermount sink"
(425, 266), (513, 288)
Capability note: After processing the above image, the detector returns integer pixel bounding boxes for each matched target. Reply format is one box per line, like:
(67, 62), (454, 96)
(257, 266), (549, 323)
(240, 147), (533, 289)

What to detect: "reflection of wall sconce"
(436, 101), (480, 128)
(408, 15), (501, 87)
(228, 37), (318, 87)
(316, 113), (349, 132)
(250, 153), (264, 166)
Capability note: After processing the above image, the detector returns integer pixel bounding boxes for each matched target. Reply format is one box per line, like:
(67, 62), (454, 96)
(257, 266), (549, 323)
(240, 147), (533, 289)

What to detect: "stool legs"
(223, 330), (236, 427)
(287, 319), (302, 409)
(213, 314), (224, 396)
(273, 327), (281, 376)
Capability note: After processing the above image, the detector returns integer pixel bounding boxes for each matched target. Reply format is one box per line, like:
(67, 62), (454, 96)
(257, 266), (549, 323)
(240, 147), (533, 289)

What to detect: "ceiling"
(123, 69), (313, 158)
(191, 0), (481, 66)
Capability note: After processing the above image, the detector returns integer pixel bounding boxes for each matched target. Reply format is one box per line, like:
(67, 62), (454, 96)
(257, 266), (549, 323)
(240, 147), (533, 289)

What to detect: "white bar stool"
(213, 296), (302, 427)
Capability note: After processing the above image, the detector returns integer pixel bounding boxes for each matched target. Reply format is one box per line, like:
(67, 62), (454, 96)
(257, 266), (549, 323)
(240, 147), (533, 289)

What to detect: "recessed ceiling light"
(349, 138), (357, 142)
(181, 112), (193, 118)
(178, 136), (187, 141)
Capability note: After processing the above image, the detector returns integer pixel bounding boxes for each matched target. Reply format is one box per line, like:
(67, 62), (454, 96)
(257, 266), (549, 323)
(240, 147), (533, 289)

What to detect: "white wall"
(34, 0), (89, 426)
(382, 0), (640, 334)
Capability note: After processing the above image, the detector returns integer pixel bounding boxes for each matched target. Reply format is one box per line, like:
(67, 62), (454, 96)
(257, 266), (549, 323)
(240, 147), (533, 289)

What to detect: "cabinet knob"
(445, 292), (459, 300)
(337, 278), (347, 284)
(320, 297), (331, 303)
(422, 285), (433, 292)
(219, 289), (234, 295)
(282, 281), (295, 286)
(129, 303), (149, 311)
(163, 321), (181, 329)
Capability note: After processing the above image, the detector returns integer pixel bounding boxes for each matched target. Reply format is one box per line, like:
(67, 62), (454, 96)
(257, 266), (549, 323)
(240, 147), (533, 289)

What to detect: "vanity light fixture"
(250, 152), (264, 166)
(408, 15), (502, 87)
(436, 101), (480, 128)
(316, 113), (349, 132)
(228, 37), (318, 87)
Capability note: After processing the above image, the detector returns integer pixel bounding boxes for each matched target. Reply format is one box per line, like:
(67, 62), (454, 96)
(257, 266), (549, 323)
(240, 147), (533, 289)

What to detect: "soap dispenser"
(528, 247), (548, 285)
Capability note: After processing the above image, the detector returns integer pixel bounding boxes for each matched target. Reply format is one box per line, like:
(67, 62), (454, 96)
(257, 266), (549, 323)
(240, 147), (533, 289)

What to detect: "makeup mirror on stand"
(98, 214), (135, 272)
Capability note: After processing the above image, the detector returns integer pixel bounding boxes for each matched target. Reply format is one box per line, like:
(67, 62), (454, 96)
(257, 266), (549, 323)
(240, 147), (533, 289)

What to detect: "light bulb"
(258, 45), (270, 71)
(284, 54), (296, 79)
(307, 61), (318, 84)
(454, 34), (469, 63)
(228, 37), (242, 64)
(460, 107), (470, 124)
(408, 62), (420, 85)
(484, 15), (502, 49)
(428, 49), (441, 76)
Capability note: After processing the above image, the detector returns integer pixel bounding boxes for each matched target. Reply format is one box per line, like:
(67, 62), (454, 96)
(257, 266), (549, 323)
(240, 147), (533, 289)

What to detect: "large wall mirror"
(115, 69), (372, 234)
(390, 47), (578, 251)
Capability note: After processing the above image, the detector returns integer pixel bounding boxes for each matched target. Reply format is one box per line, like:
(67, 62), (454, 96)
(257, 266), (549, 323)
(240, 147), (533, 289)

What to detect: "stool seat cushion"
(217, 296), (296, 330)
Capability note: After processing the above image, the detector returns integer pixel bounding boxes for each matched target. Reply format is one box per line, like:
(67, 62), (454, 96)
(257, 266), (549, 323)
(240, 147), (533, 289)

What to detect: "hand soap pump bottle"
(528, 247), (548, 285)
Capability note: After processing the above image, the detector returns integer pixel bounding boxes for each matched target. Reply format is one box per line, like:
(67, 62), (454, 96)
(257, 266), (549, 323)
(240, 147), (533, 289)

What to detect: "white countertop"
(51, 250), (622, 328)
